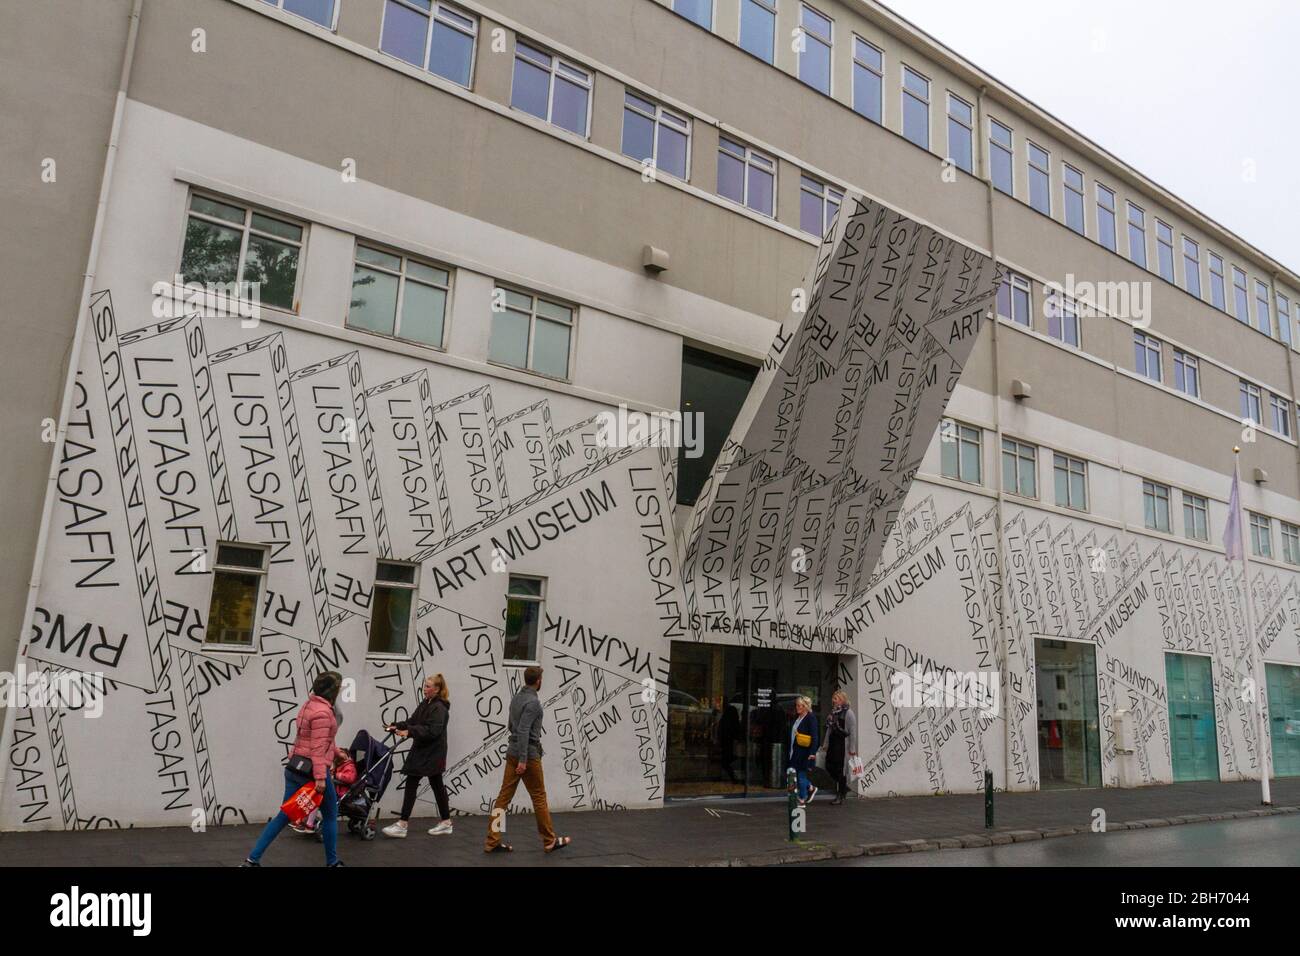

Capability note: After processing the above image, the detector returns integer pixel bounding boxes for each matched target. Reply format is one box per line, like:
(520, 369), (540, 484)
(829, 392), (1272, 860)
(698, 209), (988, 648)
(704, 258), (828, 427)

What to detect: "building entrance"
(1035, 638), (1102, 789)
(665, 641), (842, 798)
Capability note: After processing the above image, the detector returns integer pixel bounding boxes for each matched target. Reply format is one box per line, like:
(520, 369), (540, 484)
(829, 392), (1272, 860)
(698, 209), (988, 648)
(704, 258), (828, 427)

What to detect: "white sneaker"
(807, 785), (818, 804)
(427, 820), (454, 836)
(381, 822), (409, 839)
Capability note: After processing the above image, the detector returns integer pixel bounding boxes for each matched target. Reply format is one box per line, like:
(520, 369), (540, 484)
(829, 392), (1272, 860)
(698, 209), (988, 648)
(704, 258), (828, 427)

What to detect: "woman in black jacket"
(382, 673), (452, 837)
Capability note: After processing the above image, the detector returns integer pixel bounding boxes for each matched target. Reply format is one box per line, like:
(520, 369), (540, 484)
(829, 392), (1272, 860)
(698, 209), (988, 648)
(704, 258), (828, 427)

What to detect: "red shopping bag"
(281, 782), (323, 825)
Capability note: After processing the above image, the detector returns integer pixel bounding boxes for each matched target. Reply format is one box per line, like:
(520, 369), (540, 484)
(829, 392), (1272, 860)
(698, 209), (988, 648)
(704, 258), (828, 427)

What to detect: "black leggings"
(399, 774), (450, 821)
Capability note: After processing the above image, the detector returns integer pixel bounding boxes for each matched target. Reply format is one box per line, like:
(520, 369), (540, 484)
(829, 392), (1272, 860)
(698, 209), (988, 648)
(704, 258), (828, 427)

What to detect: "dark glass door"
(666, 641), (839, 798)
(1035, 638), (1101, 789)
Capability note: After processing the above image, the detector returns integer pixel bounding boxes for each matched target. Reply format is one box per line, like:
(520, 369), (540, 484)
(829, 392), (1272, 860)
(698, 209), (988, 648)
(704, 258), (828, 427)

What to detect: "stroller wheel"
(362, 824), (376, 841)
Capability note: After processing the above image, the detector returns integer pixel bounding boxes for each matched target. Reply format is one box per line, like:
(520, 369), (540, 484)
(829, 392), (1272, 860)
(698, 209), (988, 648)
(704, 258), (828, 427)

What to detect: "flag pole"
(1234, 447), (1271, 805)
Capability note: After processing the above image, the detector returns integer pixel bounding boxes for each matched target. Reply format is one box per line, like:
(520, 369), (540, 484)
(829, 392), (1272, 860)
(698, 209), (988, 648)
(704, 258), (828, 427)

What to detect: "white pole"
(1234, 449), (1271, 805)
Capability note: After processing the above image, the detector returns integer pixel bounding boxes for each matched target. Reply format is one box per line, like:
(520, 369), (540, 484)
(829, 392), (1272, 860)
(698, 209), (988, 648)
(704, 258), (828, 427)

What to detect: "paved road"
(810, 814), (1300, 866)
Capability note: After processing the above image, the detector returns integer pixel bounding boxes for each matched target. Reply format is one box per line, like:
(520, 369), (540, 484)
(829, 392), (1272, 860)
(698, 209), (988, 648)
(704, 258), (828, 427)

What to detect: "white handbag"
(848, 754), (865, 781)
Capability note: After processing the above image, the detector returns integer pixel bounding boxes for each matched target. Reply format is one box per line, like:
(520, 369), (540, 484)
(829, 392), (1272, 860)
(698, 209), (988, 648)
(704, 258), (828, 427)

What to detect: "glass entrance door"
(1165, 652), (1220, 782)
(1035, 638), (1101, 789)
(1266, 663), (1300, 777)
(665, 642), (839, 798)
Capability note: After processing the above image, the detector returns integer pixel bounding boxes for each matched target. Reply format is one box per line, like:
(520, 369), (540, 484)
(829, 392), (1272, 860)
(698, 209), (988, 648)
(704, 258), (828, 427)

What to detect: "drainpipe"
(0, 0), (144, 824)
(974, 84), (1016, 795)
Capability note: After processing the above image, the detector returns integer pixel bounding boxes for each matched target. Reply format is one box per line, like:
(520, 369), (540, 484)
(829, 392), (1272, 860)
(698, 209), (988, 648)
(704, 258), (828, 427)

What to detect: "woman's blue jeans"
(248, 768), (338, 865)
(792, 766), (810, 801)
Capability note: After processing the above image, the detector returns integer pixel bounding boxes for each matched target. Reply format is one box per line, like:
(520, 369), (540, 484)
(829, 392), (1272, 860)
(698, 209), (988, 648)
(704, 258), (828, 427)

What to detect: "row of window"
(939, 421), (1089, 511)
(273, 0), (1299, 333)
(941, 418), (1297, 559)
(666, 0), (1298, 343)
(996, 267), (1294, 439)
(181, 192), (575, 379)
(206, 542), (547, 660)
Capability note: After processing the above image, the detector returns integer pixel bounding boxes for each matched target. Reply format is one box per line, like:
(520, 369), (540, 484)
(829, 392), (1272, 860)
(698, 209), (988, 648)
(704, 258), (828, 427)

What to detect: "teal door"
(1266, 663), (1300, 777)
(1165, 653), (1220, 782)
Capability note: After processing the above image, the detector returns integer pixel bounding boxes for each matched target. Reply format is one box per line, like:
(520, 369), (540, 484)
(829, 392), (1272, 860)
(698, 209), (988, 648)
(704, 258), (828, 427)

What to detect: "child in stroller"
(290, 748), (358, 835)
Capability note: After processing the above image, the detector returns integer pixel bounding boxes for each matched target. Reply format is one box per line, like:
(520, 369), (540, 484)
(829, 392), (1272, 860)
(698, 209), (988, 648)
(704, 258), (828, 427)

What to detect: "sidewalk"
(3, 779), (1297, 867)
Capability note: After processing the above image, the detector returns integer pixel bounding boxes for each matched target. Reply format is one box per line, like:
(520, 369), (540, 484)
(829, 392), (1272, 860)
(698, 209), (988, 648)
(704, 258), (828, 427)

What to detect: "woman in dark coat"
(382, 673), (452, 837)
(822, 690), (858, 804)
(786, 695), (820, 806)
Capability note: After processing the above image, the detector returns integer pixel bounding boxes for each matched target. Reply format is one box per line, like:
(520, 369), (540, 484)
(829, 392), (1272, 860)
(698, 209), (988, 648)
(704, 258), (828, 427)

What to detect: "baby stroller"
(337, 729), (398, 841)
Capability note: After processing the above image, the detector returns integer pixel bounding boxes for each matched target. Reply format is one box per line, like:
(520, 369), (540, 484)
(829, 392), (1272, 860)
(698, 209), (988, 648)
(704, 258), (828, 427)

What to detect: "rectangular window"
(1027, 143), (1050, 216)
(1279, 293), (1293, 347)
(1173, 349), (1200, 398)
(1255, 280), (1272, 336)
(180, 194), (304, 312)
(1053, 453), (1088, 511)
(901, 65), (930, 150)
(717, 137), (776, 217)
(262, 0), (335, 28)
(489, 287), (574, 379)
(369, 560), (419, 656)
(1002, 437), (1038, 498)
(1250, 512), (1272, 559)
(348, 245), (451, 348)
(1283, 522), (1300, 565)
(1143, 480), (1171, 533)
(203, 543), (270, 648)
(1182, 492), (1208, 542)
(798, 5), (833, 95)
(1096, 184), (1117, 252)
(1208, 253), (1227, 311)
(1063, 164), (1085, 235)
(1182, 237), (1201, 299)
(1271, 393), (1291, 438)
(1155, 221), (1175, 283)
(739, 0), (777, 64)
(799, 175), (844, 237)
(678, 347), (758, 505)
(852, 37), (883, 124)
(989, 120), (1013, 195)
(1134, 330), (1161, 382)
(1232, 267), (1250, 325)
(622, 91), (690, 180)
(1240, 380), (1262, 425)
(1127, 202), (1147, 269)
(673, 0), (713, 29)
(939, 419), (982, 484)
(996, 270), (1032, 327)
(504, 575), (545, 662)
(947, 94), (974, 174)
(1046, 290), (1080, 347)
(511, 41), (591, 137)
(380, 0), (477, 88)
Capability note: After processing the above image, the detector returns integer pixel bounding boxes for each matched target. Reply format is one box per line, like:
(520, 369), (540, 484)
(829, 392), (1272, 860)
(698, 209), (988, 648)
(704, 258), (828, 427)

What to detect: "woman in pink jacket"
(242, 671), (346, 867)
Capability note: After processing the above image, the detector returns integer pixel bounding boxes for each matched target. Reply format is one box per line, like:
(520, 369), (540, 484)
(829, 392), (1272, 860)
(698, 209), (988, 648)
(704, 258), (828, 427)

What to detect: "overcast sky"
(882, 0), (1300, 275)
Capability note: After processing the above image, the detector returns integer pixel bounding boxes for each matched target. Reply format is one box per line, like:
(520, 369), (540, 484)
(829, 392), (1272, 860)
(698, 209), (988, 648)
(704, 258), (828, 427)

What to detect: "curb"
(709, 803), (1300, 867)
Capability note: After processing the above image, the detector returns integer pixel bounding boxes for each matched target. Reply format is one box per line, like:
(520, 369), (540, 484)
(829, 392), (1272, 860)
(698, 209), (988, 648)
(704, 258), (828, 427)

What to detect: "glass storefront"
(1265, 663), (1300, 777)
(665, 641), (841, 798)
(1164, 652), (1220, 782)
(1035, 638), (1102, 789)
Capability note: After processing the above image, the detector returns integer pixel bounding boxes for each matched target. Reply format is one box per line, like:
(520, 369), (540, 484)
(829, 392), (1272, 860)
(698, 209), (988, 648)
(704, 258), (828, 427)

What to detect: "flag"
(1223, 467), (1243, 561)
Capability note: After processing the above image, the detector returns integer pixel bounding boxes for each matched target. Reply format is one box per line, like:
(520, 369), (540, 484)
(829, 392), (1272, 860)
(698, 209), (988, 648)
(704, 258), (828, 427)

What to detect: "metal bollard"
(787, 768), (799, 841)
(984, 769), (994, 828)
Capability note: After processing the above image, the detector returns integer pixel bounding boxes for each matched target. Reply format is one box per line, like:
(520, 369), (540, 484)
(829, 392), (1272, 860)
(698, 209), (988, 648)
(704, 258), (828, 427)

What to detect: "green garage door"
(1266, 663), (1300, 777)
(1165, 653), (1220, 782)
